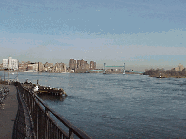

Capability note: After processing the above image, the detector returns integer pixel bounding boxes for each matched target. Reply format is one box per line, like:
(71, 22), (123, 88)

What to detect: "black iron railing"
(15, 82), (91, 139)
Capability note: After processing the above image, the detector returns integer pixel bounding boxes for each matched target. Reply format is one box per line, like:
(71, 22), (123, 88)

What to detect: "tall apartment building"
(93, 61), (96, 69)
(90, 61), (94, 70)
(38, 62), (44, 72)
(69, 59), (96, 72)
(84, 61), (89, 70)
(69, 59), (77, 70)
(76, 59), (87, 69)
(3, 57), (18, 70)
(80, 59), (84, 69)
(90, 61), (96, 70)
(77, 60), (81, 69)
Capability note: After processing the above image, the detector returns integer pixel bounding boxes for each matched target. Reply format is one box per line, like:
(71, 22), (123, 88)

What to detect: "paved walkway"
(0, 85), (18, 139)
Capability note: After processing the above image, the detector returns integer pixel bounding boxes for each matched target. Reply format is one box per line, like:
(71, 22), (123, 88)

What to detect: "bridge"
(103, 63), (126, 74)
(89, 63), (126, 74)
(89, 63), (144, 74)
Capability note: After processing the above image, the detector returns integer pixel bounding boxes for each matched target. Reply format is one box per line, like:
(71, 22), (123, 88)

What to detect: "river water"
(1, 71), (186, 138)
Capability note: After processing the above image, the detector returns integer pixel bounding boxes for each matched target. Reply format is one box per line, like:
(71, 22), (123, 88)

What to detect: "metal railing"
(15, 82), (91, 139)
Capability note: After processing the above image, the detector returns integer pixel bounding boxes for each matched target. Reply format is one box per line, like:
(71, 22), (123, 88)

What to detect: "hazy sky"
(0, 0), (186, 71)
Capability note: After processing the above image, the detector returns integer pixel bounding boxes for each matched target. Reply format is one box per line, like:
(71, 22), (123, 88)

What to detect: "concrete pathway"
(0, 85), (18, 139)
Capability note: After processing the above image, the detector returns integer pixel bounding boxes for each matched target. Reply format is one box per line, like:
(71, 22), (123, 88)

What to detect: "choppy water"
(2, 71), (186, 138)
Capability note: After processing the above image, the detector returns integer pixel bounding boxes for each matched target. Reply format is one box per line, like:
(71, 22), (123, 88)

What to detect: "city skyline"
(1, 57), (98, 73)
(0, 0), (186, 71)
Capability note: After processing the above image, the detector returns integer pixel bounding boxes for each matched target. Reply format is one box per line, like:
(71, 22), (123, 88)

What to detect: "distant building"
(90, 61), (94, 70)
(27, 63), (38, 72)
(18, 61), (28, 71)
(3, 57), (18, 70)
(77, 60), (81, 69)
(80, 59), (84, 69)
(44, 62), (53, 68)
(178, 64), (184, 71)
(69, 59), (77, 70)
(53, 62), (66, 73)
(93, 61), (96, 69)
(44, 62), (53, 72)
(84, 61), (89, 70)
(38, 62), (44, 72)
(0, 63), (3, 70)
(172, 64), (184, 71)
(69, 58), (96, 72)
(90, 61), (96, 70)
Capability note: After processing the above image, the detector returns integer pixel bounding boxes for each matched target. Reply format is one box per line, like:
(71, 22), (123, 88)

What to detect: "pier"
(0, 81), (91, 139)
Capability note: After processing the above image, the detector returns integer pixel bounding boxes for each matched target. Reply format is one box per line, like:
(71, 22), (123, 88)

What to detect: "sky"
(0, 0), (186, 71)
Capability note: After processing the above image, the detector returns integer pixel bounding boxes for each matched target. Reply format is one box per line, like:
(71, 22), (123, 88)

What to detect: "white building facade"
(3, 57), (18, 70)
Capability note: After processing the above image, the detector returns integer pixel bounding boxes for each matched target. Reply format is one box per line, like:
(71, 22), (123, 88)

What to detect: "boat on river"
(23, 80), (67, 96)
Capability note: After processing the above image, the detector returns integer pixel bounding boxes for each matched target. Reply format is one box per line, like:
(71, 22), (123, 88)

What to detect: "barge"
(23, 80), (67, 96)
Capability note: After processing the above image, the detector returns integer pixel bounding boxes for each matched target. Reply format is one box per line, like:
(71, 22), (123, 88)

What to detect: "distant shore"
(143, 69), (186, 78)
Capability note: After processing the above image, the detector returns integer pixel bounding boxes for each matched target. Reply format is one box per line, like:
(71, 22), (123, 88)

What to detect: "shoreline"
(143, 69), (186, 79)
(149, 75), (186, 78)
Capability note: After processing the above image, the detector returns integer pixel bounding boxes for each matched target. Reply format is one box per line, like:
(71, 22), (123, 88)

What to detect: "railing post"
(45, 107), (49, 139)
(17, 82), (91, 139)
(69, 128), (74, 139)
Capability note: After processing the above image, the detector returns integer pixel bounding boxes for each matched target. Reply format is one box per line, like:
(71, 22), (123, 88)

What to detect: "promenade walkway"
(0, 85), (18, 139)
(0, 82), (91, 139)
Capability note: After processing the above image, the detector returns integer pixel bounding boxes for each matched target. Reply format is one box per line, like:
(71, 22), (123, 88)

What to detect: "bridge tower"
(103, 63), (106, 74)
(123, 63), (125, 74)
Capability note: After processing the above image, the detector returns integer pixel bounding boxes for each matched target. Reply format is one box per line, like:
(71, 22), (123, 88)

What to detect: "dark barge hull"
(23, 83), (67, 96)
